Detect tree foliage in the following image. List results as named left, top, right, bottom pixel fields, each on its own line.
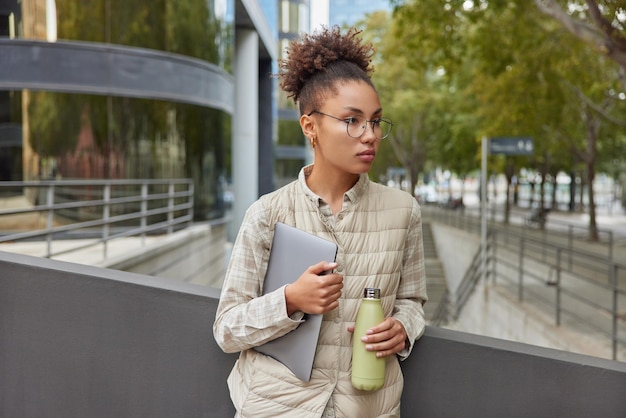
left=534, top=0, right=626, bottom=74
left=381, top=0, right=626, bottom=236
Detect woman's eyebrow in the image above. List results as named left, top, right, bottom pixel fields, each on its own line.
left=342, top=106, right=383, bottom=115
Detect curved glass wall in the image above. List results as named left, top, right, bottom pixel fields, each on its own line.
left=0, top=0, right=235, bottom=220
left=24, top=92, right=231, bottom=219
left=16, top=0, right=233, bottom=71
left=276, top=0, right=309, bottom=186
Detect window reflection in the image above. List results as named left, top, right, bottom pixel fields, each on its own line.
left=2, top=0, right=236, bottom=220
left=13, top=0, right=234, bottom=72
left=22, top=92, right=230, bottom=220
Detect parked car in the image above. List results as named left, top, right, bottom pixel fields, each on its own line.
left=414, top=185, right=439, bottom=204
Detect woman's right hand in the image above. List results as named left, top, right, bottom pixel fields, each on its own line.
left=284, top=261, right=343, bottom=316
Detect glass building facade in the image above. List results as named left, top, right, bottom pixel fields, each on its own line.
left=275, top=0, right=309, bottom=187
left=0, top=0, right=275, bottom=222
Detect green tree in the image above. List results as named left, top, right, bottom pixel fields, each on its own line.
left=534, top=0, right=626, bottom=74
left=536, top=0, right=626, bottom=231
left=360, top=10, right=462, bottom=196
left=389, top=0, right=625, bottom=236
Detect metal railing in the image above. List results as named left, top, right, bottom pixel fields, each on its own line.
left=424, top=204, right=626, bottom=361
left=0, top=179, right=194, bottom=260
left=451, top=240, right=493, bottom=320
left=428, top=290, right=450, bottom=327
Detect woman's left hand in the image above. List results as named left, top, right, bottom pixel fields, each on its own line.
left=347, top=317, right=408, bottom=358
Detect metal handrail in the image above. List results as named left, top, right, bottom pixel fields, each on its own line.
left=423, top=204, right=625, bottom=361
left=492, top=231, right=626, bottom=357
left=429, top=293, right=450, bottom=327
left=452, top=238, right=494, bottom=320
left=0, top=179, right=194, bottom=260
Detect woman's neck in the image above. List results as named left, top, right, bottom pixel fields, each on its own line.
left=306, top=166, right=359, bottom=215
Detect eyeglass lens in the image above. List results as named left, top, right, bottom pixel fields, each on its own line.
left=347, top=116, right=392, bottom=140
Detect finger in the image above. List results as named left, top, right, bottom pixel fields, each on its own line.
left=374, top=341, right=407, bottom=358
left=309, top=261, right=337, bottom=275
left=361, top=329, right=394, bottom=344
left=363, top=320, right=406, bottom=344
left=366, top=334, right=406, bottom=355
left=364, top=318, right=394, bottom=336
left=318, top=286, right=342, bottom=304
left=321, top=274, right=344, bottom=288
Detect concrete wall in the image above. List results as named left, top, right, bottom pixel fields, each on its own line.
left=403, top=326, right=626, bottom=417
left=1, top=251, right=625, bottom=417
left=0, top=251, right=236, bottom=418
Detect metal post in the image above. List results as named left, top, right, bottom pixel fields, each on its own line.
left=491, top=231, right=497, bottom=284
left=611, top=263, right=618, bottom=361
left=542, top=227, right=547, bottom=263
left=568, top=225, right=573, bottom=270
left=556, top=249, right=561, bottom=326
left=141, top=183, right=147, bottom=246
left=103, top=184, right=110, bottom=259
left=188, top=182, right=194, bottom=225
left=608, top=231, right=614, bottom=283
left=168, top=182, right=174, bottom=235
left=46, top=184, right=55, bottom=257
left=481, top=137, right=488, bottom=283
left=518, top=239, right=525, bottom=302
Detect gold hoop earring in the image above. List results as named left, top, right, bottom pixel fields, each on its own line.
left=310, top=137, right=316, bottom=148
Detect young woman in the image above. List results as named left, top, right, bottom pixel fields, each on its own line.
left=213, top=26, right=427, bottom=418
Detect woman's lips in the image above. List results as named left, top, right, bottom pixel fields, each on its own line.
left=357, top=150, right=375, bottom=162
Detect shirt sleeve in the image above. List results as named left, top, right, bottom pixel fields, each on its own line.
left=213, top=201, right=305, bottom=353
left=393, top=199, right=428, bottom=360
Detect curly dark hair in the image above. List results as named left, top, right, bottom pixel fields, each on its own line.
left=277, top=26, right=376, bottom=115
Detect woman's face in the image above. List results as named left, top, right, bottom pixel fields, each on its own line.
left=302, top=80, right=384, bottom=176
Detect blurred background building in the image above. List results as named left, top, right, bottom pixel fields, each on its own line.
left=0, top=0, right=396, bottom=233
left=0, top=0, right=276, bottom=237
left=273, top=0, right=311, bottom=188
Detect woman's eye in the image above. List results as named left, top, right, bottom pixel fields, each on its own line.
left=346, top=117, right=362, bottom=125
left=372, top=119, right=382, bottom=126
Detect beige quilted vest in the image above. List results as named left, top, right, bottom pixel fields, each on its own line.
left=229, top=174, right=425, bottom=418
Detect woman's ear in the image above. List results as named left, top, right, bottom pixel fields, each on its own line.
left=300, top=113, right=316, bottom=140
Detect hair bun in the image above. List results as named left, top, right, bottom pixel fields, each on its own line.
left=277, top=26, right=375, bottom=105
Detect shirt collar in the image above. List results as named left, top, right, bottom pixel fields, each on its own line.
left=298, top=164, right=369, bottom=208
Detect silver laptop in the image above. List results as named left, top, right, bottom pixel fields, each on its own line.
left=254, top=222, right=338, bottom=381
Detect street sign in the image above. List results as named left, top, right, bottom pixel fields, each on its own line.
left=480, top=135, right=533, bottom=283
left=489, top=137, right=534, bottom=156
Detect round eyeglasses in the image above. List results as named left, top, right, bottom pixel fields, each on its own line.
left=307, top=110, right=393, bottom=140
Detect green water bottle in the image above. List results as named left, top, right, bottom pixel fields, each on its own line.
left=351, top=287, right=385, bottom=391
